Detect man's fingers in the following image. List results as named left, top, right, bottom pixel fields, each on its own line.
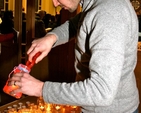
left=10, top=88, right=22, bottom=96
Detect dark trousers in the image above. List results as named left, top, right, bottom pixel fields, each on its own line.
left=133, top=108, right=138, bottom=113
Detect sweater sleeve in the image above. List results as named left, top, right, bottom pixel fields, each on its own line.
left=47, top=13, right=82, bottom=47
left=47, top=21, right=70, bottom=47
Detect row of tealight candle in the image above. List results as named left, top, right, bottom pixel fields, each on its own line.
left=3, top=97, right=81, bottom=113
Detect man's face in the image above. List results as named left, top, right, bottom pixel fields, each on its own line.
left=52, top=0, right=80, bottom=12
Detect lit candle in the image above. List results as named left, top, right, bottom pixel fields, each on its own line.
left=61, top=108, right=65, bottom=113
left=39, top=105, right=44, bottom=111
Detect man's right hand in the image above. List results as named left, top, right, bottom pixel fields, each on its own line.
left=27, top=34, right=57, bottom=63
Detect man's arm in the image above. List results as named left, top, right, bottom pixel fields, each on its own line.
left=47, top=13, right=82, bottom=47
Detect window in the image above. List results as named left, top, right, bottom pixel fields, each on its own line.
left=35, top=0, right=42, bottom=12
left=0, top=0, right=4, bottom=10
left=38, top=0, right=41, bottom=10
left=4, top=0, right=9, bottom=10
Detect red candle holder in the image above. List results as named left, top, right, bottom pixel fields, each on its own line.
left=3, top=64, right=31, bottom=99
left=3, top=52, right=41, bottom=99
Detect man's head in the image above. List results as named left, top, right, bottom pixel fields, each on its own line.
left=52, top=0, right=81, bottom=12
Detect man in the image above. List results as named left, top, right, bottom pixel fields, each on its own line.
left=9, top=0, right=139, bottom=112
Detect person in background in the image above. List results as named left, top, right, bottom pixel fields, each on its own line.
left=0, top=33, right=16, bottom=42
left=43, top=13, right=51, bottom=28
left=0, top=10, right=17, bottom=43
left=55, top=13, right=61, bottom=27
left=9, top=0, right=139, bottom=113
left=48, top=15, right=57, bottom=29
left=35, top=10, right=46, bottom=38
left=0, top=10, right=14, bottom=34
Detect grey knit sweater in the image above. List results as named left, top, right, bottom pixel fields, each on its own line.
left=43, top=0, right=139, bottom=112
